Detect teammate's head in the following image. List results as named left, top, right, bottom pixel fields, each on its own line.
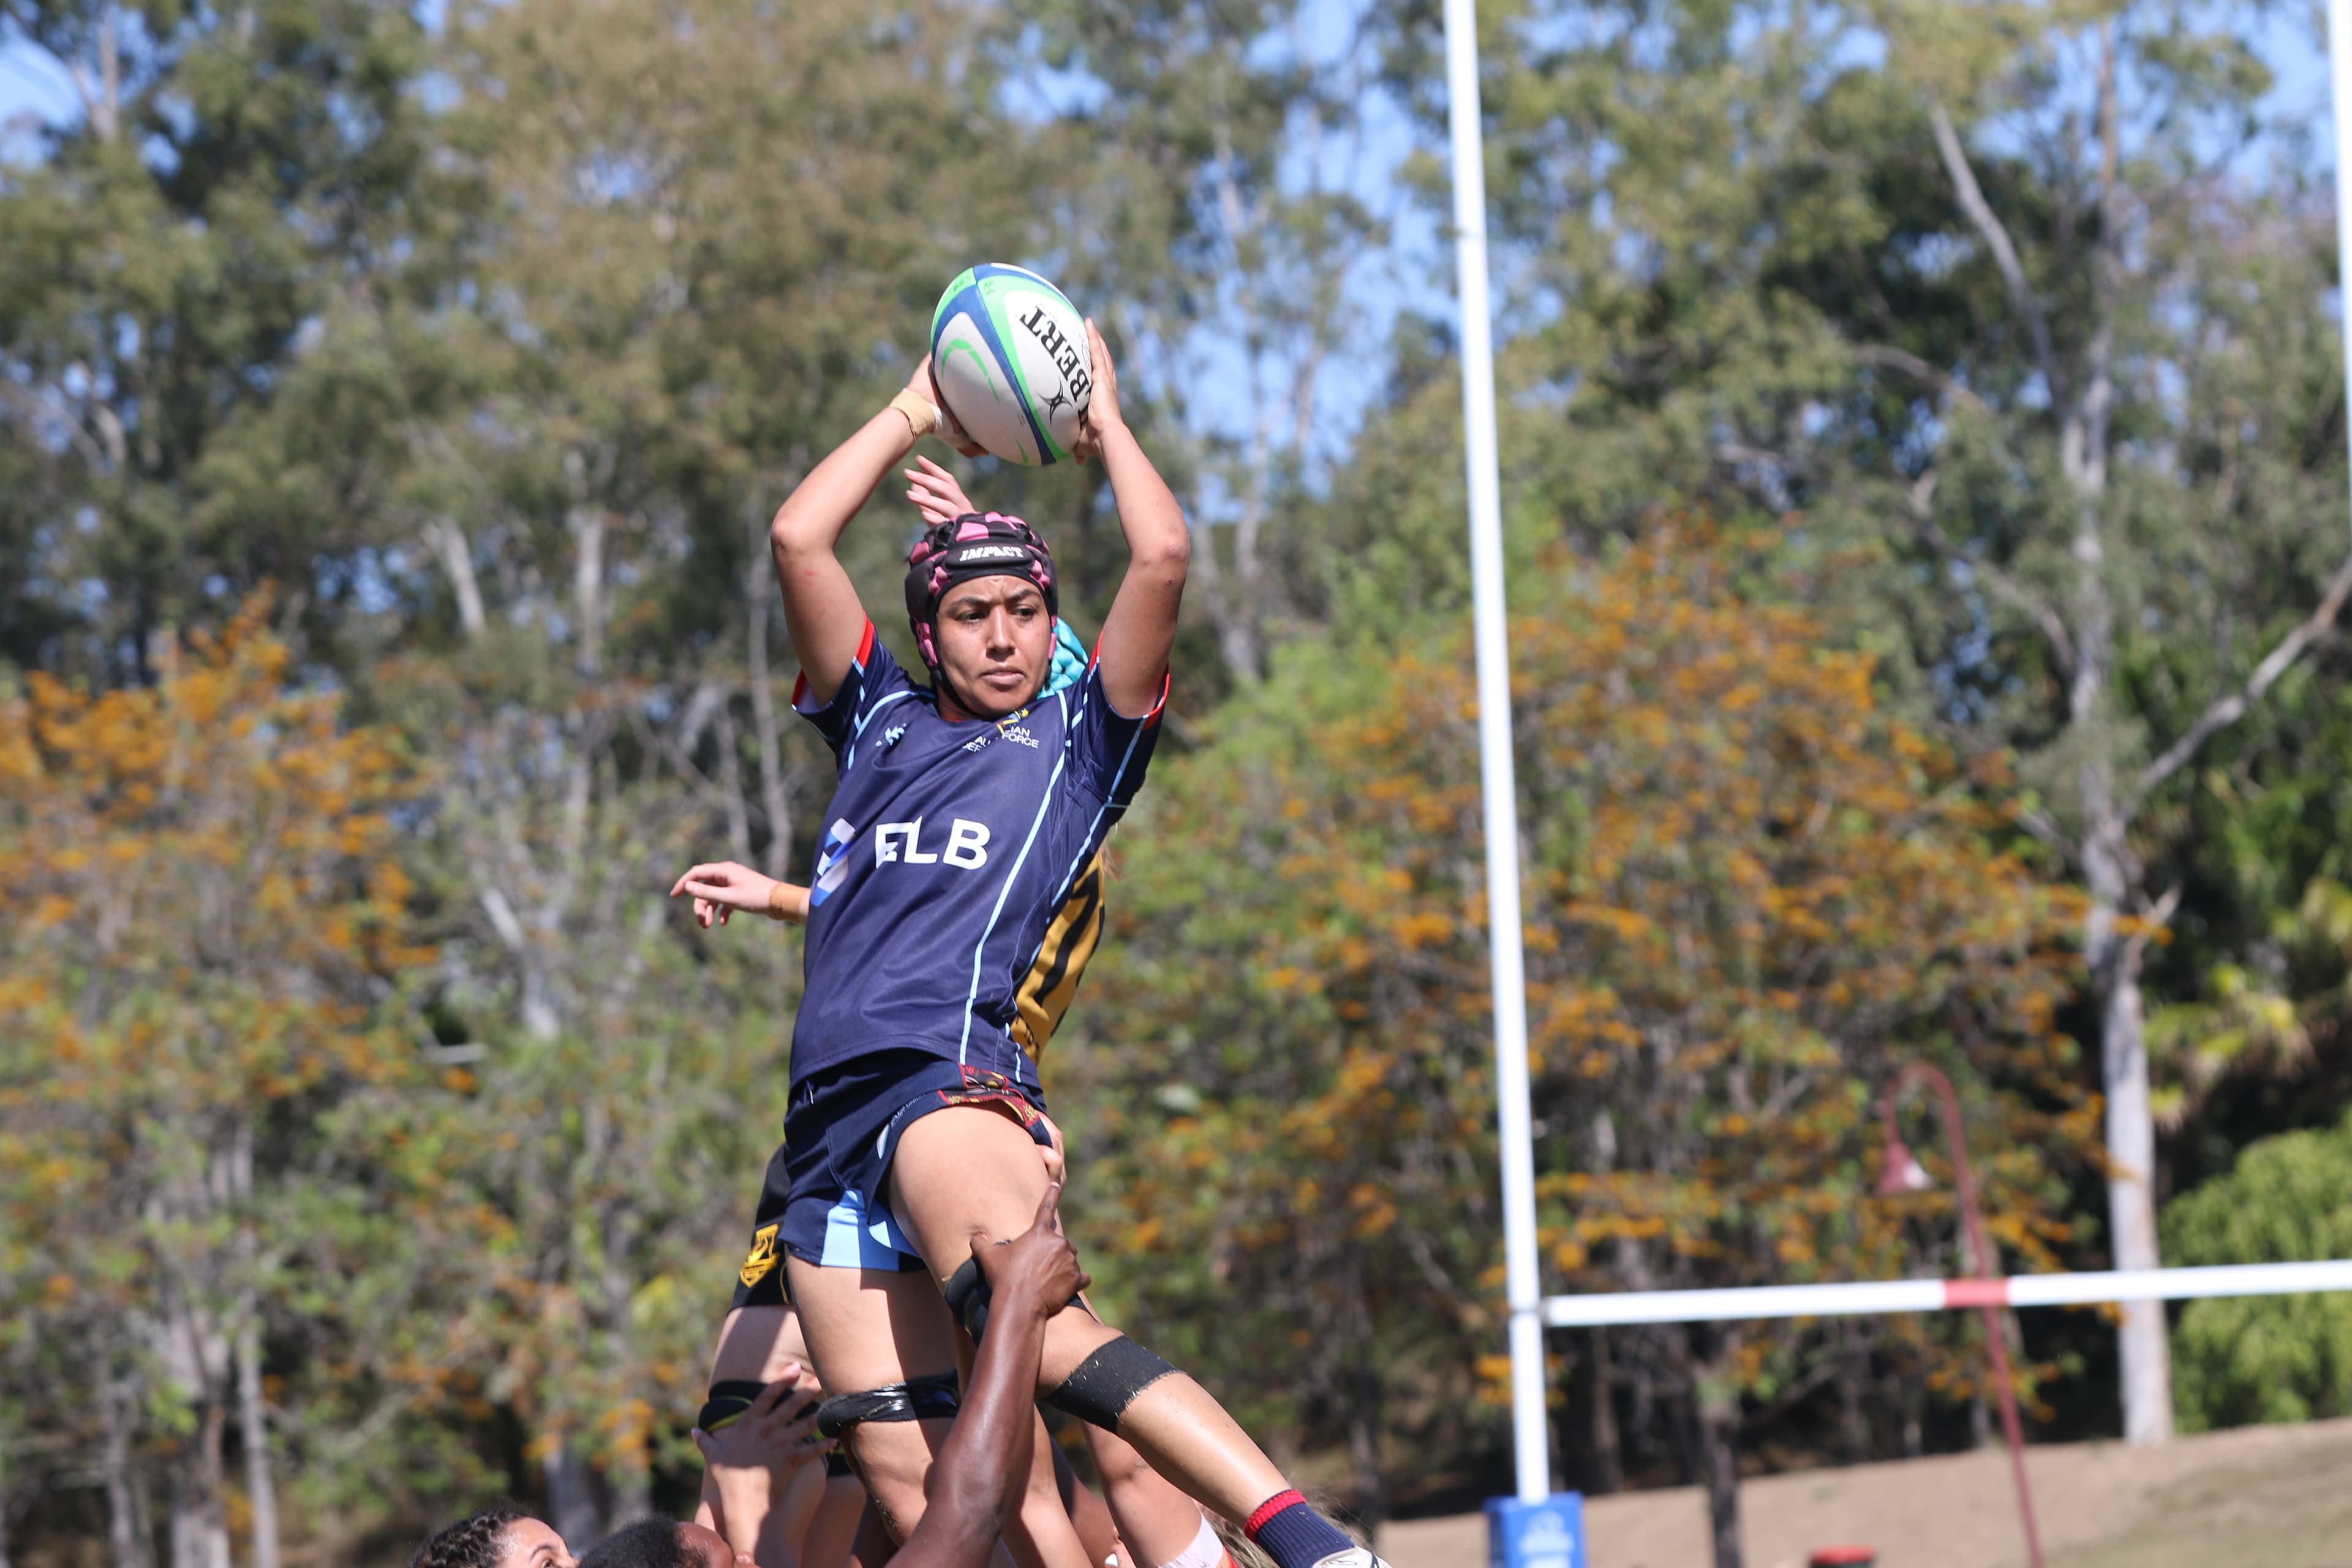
left=576, top=1520, right=733, bottom=1568
left=411, top=1504, right=575, bottom=1568
left=904, top=513, right=1060, bottom=720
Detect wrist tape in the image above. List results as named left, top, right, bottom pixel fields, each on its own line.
left=888, top=388, right=940, bottom=439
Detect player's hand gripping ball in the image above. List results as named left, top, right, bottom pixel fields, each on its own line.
left=929, top=264, right=1091, bottom=466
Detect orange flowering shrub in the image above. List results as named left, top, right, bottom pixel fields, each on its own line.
left=1067, top=521, right=2092, bottom=1477
left=0, top=597, right=442, bottom=1540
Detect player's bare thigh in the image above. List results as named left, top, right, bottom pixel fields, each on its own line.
left=707, top=1303, right=812, bottom=1385
left=782, top=1257, right=960, bottom=1541
left=886, top=1106, right=1123, bottom=1383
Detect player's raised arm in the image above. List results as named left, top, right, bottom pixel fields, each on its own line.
left=771, top=356, right=974, bottom=704
left=1077, top=322, right=1188, bottom=717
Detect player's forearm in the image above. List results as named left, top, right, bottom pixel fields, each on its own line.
left=770, top=407, right=921, bottom=562
left=1097, top=422, right=1189, bottom=578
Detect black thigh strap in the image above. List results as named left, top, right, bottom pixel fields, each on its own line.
left=698, top=1379, right=770, bottom=1433
left=944, top=1256, right=992, bottom=1343
left=816, top=1371, right=962, bottom=1438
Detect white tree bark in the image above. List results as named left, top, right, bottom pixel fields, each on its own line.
left=1931, top=38, right=2178, bottom=1438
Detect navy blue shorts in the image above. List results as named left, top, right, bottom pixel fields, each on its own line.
left=727, top=1143, right=794, bottom=1311
left=780, top=1049, right=1054, bottom=1273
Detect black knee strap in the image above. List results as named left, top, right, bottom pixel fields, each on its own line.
left=944, top=1256, right=993, bottom=1343
left=698, top=1379, right=769, bottom=1433
left=815, top=1371, right=962, bottom=1439
left=1041, top=1336, right=1177, bottom=1435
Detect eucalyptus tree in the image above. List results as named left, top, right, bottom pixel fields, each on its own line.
left=1012, top=0, right=1393, bottom=684
left=316, top=0, right=1055, bottom=1536
left=0, top=0, right=431, bottom=678
left=1392, top=0, right=2352, bottom=1455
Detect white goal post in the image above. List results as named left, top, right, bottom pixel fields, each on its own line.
left=1539, top=1260, right=2352, bottom=1329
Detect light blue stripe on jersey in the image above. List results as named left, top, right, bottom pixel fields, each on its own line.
left=843, top=688, right=921, bottom=774
left=1044, top=682, right=1153, bottom=911
left=957, top=685, right=1073, bottom=1076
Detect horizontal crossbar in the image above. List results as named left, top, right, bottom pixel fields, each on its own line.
left=1537, top=1259, right=2352, bottom=1328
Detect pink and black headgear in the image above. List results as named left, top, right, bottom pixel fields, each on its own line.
left=903, top=511, right=1060, bottom=684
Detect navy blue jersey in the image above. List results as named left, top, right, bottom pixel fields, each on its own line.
left=788, top=622, right=1162, bottom=1087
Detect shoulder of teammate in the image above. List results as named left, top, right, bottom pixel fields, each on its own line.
left=793, top=620, right=918, bottom=757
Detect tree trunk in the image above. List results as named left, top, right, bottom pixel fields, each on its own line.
left=1838, top=1332, right=1870, bottom=1462
left=1693, top=1349, right=1743, bottom=1568
left=101, top=1362, right=148, bottom=1568
left=234, top=1321, right=279, bottom=1568
left=167, top=1406, right=230, bottom=1568
left=1345, top=1351, right=1385, bottom=1535
left=744, top=511, right=792, bottom=880
left=2087, top=861, right=2172, bottom=1443
left=1589, top=1329, right=1625, bottom=1493
left=544, top=1441, right=601, bottom=1551
left=607, top=1461, right=652, bottom=1529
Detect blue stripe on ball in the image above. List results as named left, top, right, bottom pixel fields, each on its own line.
left=938, top=273, right=1061, bottom=467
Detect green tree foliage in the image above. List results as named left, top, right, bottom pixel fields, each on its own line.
left=1066, top=522, right=2092, bottom=1533
left=8, top=0, right=2352, bottom=1557
left=279, top=0, right=1072, bottom=1537
left=1369, top=0, right=2352, bottom=1445
left=0, top=0, right=432, bottom=676
left=0, top=600, right=437, bottom=1568
left=2165, top=1116, right=2352, bottom=1429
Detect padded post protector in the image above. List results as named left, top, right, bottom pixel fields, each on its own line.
left=1041, top=1336, right=1178, bottom=1435
left=815, top=1371, right=962, bottom=1439
left=943, top=1256, right=992, bottom=1343
left=697, top=1379, right=769, bottom=1433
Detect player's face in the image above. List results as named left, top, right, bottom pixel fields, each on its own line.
left=935, top=578, right=1052, bottom=719
left=494, top=1518, right=575, bottom=1568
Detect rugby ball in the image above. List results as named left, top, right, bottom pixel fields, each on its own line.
left=929, top=264, right=1091, bottom=466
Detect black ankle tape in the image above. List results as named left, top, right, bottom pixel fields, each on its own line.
left=1041, top=1337, right=1177, bottom=1434
left=815, top=1371, right=962, bottom=1439
left=944, top=1256, right=993, bottom=1343
left=698, top=1379, right=769, bottom=1433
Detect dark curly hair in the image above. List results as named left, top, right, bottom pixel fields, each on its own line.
left=410, top=1502, right=530, bottom=1568
left=577, top=1520, right=692, bottom=1568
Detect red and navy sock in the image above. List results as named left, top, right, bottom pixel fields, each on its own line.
left=1243, top=1490, right=1357, bottom=1568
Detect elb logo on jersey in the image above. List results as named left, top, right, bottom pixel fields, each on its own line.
left=875, top=817, right=990, bottom=870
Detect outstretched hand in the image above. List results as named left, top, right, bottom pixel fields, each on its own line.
left=669, top=861, right=804, bottom=927
left=691, top=1369, right=831, bottom=1555
left=970, top=1181, right=1088, bottom=1322
left=905, top=454, right=979, bottom=527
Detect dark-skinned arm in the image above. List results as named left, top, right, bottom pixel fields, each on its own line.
left=889, top=1183, right=1089, bottom=1568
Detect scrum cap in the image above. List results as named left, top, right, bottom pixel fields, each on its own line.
left=903, top=512, right=1060, bottom=680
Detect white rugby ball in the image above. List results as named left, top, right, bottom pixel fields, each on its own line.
left=929, top=263, right=1091, bottom=466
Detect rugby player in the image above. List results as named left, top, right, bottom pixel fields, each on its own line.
left=673, top=321, right=1381, bottom=1568
left=409, top=1506, right=576, bottom=1568
left=678, top=594, right=1224, bottom=1567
